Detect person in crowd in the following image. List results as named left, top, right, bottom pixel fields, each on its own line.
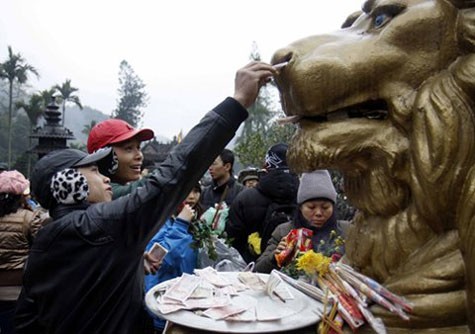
left=226, top=143, right=299, bottom=263
left=86, top=118, right=155, bottom=199
left=14, top=61, right=276, bottom=334
left=237, top=167, right=259, bottom=188
left=144, top=184, right=203, bottom=332
left=255, top=170, right=346, bottom=273
left=200, top=149, right=244, bottom=211
left=0, top=171, right=44, bottom=333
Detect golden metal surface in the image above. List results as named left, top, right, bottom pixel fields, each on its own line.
left=272, top=0, right=475, bottom=332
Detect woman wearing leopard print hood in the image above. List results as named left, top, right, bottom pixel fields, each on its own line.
left=14, top=61, right=277, bottom=334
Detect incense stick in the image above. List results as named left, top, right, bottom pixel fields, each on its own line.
left=273, top=61, right=289, bottom=70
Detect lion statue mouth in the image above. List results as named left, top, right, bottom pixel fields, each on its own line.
left=271, top=0, right=475, bottom=332
left=282, top=99, right=389, bottom=123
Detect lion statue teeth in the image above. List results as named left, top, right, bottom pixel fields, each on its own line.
left=272, top=0, right=475, bottom=333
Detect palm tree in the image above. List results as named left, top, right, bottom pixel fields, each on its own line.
left=54, top=79, right=82, bottom=126
left=82, top=120, right=97, bottom=136
left=0, top=46, right=39, bottom=167
left=39, top=88, right=58, bottom=107
left=15, top=93, right=44, bottom=176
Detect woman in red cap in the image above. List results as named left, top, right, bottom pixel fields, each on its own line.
left=87, top=118, right=155, bottom=199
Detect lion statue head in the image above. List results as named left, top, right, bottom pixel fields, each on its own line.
left=272, top=0, right=475, bottom=332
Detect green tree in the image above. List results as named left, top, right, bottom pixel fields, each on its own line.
left=39, top=88, right=58, bottom=107
left=15, top=93, right=44, bottom=176
left=16, top=94, right=44, bottom=127
left=54, top=79, right=83, bottom=126
left=235, top=42, right=290, bottom=166
left=237, top=42, right=276, bottom=141
left=112, top=60, right=148, bottom=127
left=0, top=46, right=39, bottom=167
left=235, top=123, right=296, bottom=167
left=69, top=141, right=87, bottom=152
left=82, top=120, right=97, bottom=136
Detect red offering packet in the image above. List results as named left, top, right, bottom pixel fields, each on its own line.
left=275, top=228, right=313, bottom=267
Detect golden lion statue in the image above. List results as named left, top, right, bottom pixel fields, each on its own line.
left=272, top=0, right=475, bottom=332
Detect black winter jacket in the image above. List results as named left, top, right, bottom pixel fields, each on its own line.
left=15, top=98, right=248, bottom=334
left=200, top=176, right=244, bottom=211
left=226, top=169, right=299, bottom=263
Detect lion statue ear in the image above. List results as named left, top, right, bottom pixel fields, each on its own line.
left=341, top=11, right=363, bottom=28
left=447, top=0, right=475, bottom=8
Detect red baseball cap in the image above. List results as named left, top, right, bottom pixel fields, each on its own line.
left=87, top=119, right=154, bottom=153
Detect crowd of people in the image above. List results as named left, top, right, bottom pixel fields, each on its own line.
left=0, top=61, right=349, bottom=334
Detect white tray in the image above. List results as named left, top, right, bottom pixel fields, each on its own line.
left=145, top=272, right=323, bottom=333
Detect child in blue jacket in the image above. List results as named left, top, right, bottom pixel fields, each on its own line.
left=144, top=184, right=203, bottom=332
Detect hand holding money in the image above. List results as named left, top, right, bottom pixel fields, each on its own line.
left=144, top=242, right=168, bottom=275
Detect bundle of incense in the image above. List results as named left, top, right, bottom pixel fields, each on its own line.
left=318, top=276, right=365, bottom=330
left=328, top=270, right=367, bottom=307
left=276, top=115, right=302, bottom=125
left=337, top=269, right=409, bottom=321
left=273, top=270, right=324, bottom=301
left=337, top=299, right=365, bottom=330
left=320, top=298, right=342, bottom=334
left=357, top=303, right=387, bottom=334
left=336, top=264, right=413, bottom=312
left=273, top=61, right=289, bottom=70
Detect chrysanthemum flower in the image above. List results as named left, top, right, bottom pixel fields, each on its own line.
left=296, top=250, right=332, bottom=277
left=247, top=232, right=261, bottom=255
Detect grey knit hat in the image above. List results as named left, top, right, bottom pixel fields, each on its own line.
left=297, top=170, right=337, bottom=204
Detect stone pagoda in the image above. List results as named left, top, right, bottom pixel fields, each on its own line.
left=30, top=97, right=75, bottom=158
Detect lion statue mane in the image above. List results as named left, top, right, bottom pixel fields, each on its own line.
left=272, top=0, right=475, bottom=332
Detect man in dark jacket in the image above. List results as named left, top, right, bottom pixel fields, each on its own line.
left=226, top=143, right=300, bottom=263
left=200, top=148, right=244, bottom=211
left=14, top=61, right=276, bottom=334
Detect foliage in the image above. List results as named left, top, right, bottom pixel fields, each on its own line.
left=330, top=170, right=356, bottom=221
left=82, top=120, right=97, bottom=136
left=69, top=141, right=87, bottom=152
left=54, top=79, right=82, bottom=126
left=235, top=43, right=279, bottom=143
left=235, top=122, right=296, bottom=167
left=15, top=93, right=45, bottom=176
left=189, top=220, right=233, bottom=261
left=0, top=46, right=39, bottom=167
left=15, top=93, right=44, bottom=127
left=112, top=60, right=148, bottom=127
left=38, top=88, right=57, bottom=107
left=0, top=113, right=35, bottom=175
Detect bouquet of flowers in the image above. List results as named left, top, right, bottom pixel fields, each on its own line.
left=279, top=228, right=344, bottom=281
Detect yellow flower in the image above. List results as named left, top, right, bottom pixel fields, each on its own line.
left=335, top=236, right=345, bottom=246
left=248, top=232, right=261, bottom=255
left=296, top=250, right=331, bottom=277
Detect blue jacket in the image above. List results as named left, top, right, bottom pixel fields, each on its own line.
left=144, top=217, right=197, bottom=329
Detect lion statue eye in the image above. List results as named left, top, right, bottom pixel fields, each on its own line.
left=374, top=13, right=390, bottom=28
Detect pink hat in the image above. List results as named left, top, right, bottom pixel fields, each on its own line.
left=87, top=119, right=154, bottom=153
left=0, top=170, right=30, bottom=195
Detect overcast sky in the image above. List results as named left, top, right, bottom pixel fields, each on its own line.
left=0, top=0, right=362, bottom=140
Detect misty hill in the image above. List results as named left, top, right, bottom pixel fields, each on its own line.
left=63, top=106, right=170, bottom=145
